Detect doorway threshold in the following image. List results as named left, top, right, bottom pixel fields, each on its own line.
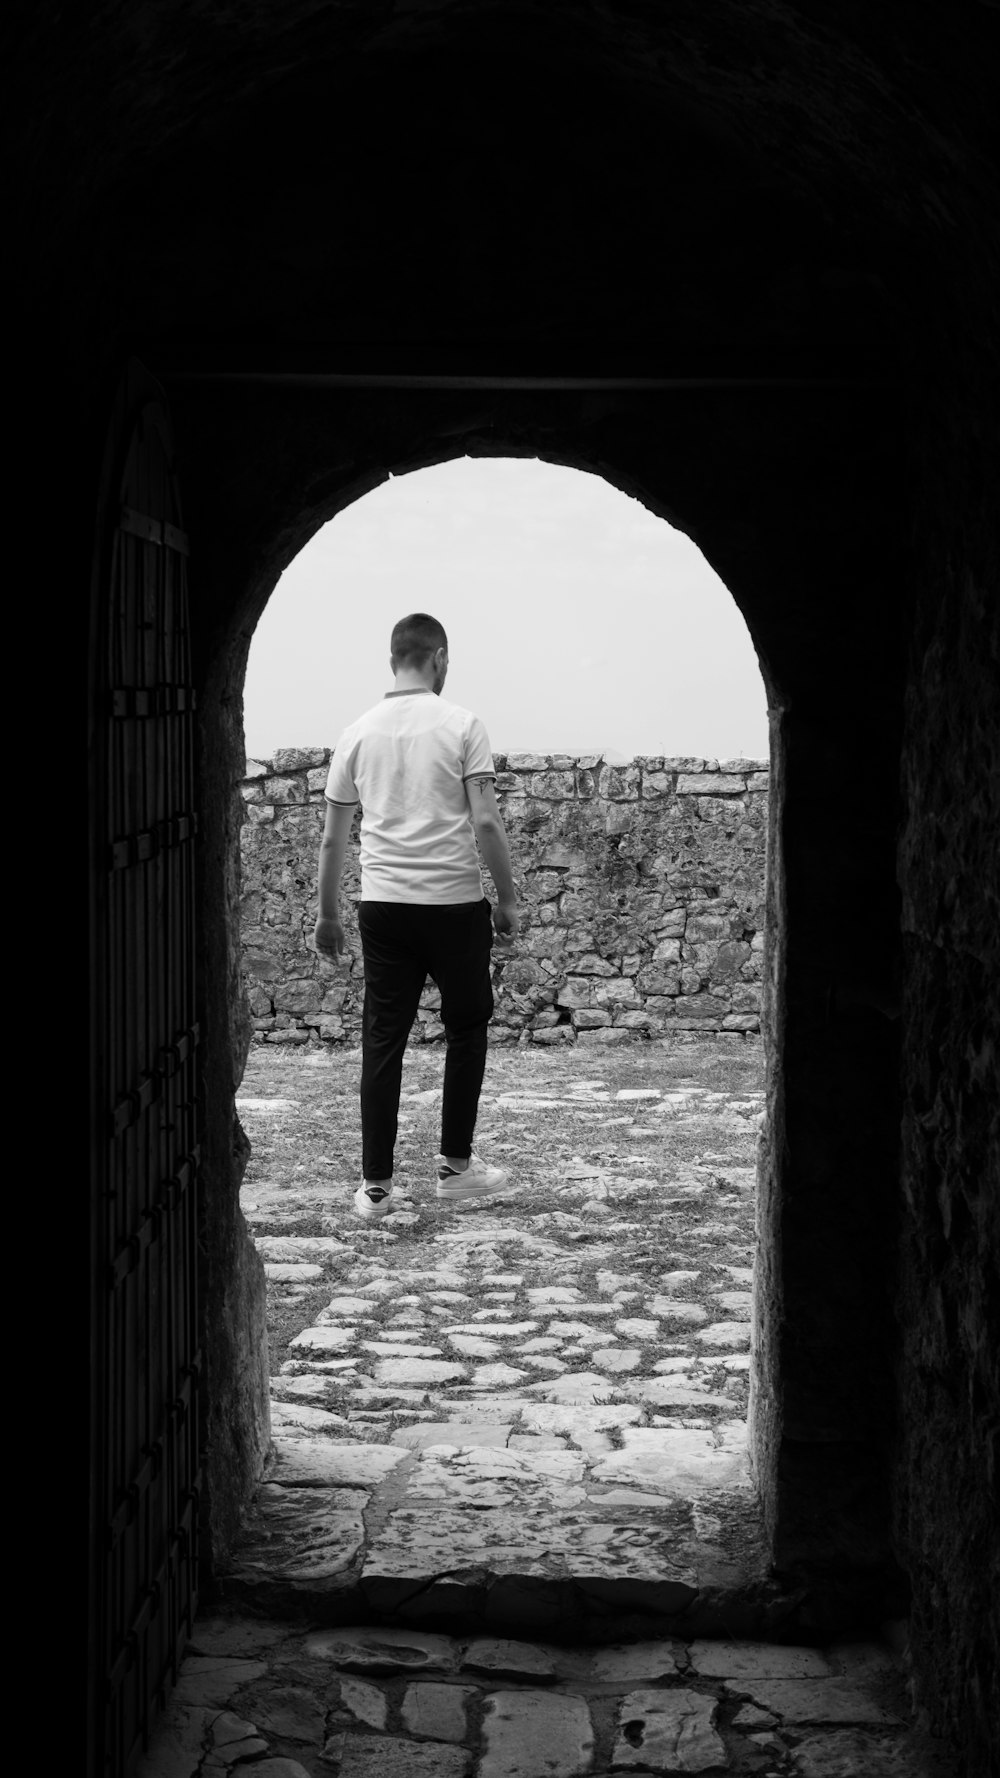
left=216, top=1413, right=786, bottom=1641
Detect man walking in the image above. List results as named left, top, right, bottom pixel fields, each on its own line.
left=313, top=613, right=520, bottom=1219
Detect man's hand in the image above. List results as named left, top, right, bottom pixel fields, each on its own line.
left=492, top=900, right=520, bottom=941
left=314, top=915, right=346, bottom=960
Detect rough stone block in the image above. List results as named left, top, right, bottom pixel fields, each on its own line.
left=676, top=773, right=746, bottom=795
left=737, top=1680, right=901, bottom=1725
left=568, top=951, right=618, bottom=975
left=612, top=1689, right=726, bottom=1770
left=304, top=1628, right=459, bottom=1673
left=672, top=997, right=727, bottom=1025
left=537, top=842, right=587, bottom=869
left=526, top=770, right=576, bottom=798
left=592, top=979, right=642, bottom=1010
left=686, top=912, right=730, bottom=939
left=493, top=771, right=525, bottom=795
left=271, top=746, right=329, bottom=770
left=714, top=939, right=751, bottom=978
left=267, top=1436, right=407, bottom=1488
left=462, top=1638, right=559, bottom=1682
left=229, top=1484, right=368, bottom=1583
left=170, top=1656, right=269, bottom=1708
left=604, top=803, right=634, bottom=835
left=649, top=1299, right=708, bottom=1323
left=479, top=1689, right=594, bottom=1778
left=401, top=1682, right=476, bottom=1742
left=689, top=1641, right=834, bottom=1678
left=374, top=1358, right=467, bottom=1385
left=264, top=1263, right=323, bottom=1283
left=589, top=1423, right=748, bottom=1494
left=244, top=949, right=284, bottom=981
left=263, top=774, right=308, bottom=803
left=695, top=1321, right=752, bottom=1347
left=273, top=978, right=322, bottom=1015
left=288, top=1325, right=356, bottom=1356
left=591, top=1346, right=643, bottom=1371
left=604, top=764, right=641, bottom=799
left=324, top=1733, right=471, bottom=1775
left=333, top=1676, right=390, bottom=1729
left=506, top=752, right=550, bottom=771
left=588, top=1641, right=685, bottom=1683
left=636, top=963, right=681, bottom=995
left=633, top=1377, right=733, bottom=1409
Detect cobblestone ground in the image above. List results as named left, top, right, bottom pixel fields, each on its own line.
left=140, top=1040, right=957, bottom=1774
left=141, top=1621, right=957, bottom=1775
left=232, top=1039, right=764, bottom=1619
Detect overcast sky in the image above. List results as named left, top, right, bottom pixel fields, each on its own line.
left=243, top=456, right=769, bottom=764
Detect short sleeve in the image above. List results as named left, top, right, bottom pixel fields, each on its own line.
left=324, top=737, right=359, bottom=804
left=461, top=714, right=496, bottom=781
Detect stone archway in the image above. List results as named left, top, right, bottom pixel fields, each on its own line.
left=171, top=377, right=906, bottom=1627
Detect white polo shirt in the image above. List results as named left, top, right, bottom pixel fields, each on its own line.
left=324, top=690, right=496, bottom=903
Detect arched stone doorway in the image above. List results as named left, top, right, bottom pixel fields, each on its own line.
left=173, top=375, right=905, bottom=1612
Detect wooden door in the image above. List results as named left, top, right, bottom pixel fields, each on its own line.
left=89, top=365, right=201, bottom=1774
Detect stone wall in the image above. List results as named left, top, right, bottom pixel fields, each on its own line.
left=239, top=748, right=768, bottom=1047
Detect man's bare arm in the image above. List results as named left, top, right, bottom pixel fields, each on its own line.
left=313, top=800, right=357, bottom=958
left=465, top=776, right=520, bottom=936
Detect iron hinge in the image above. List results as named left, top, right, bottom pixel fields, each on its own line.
left=120, top=506, right=190, bottom=556
left=110, top=684, right=196, bottom=719
left=109, top=812, right=198, bottom=872
left=108, top=1153, right=200, bottom=1286
left=110, top=1025, right=199, bottom=1137
left=157, top=1022, right=200, bottom=1078
left=111, top=1071, right=160, bottom=1138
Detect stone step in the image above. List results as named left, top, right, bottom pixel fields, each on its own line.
left=220, top=1431, right=800, bottom=1644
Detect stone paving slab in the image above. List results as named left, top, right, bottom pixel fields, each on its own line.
left=138, top=1619, right=959, bottom=1777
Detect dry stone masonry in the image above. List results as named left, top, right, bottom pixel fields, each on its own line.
left=239, top=751, right=768, bottom=1049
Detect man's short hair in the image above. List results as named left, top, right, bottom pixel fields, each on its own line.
left=390, top=613, right=448, bottom=666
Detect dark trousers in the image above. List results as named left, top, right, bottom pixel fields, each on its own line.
left=358, top=899, right=494, bottom=1180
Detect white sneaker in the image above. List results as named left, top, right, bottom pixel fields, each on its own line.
left=435, top=1152, right=510, bottom=1200
left=353, top=1182, right=395, bottom=1221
